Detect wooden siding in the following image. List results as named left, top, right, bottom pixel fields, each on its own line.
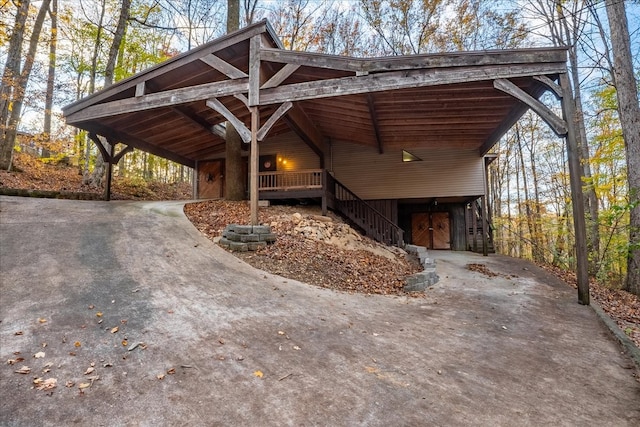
left=260, top=131, right=320, bottom=171
left=331, top=141, right=484, bottom=200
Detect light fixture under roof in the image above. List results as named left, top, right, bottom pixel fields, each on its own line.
left=402, top=150, right=422, bottom=162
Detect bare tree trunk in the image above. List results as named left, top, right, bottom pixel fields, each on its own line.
left=225, top=0, right=245, bottom=200
left=0, top=0, right=30, bottom=170
left=605, top=0, right=640, bottom=295
left=43, top=0, right=58, bottom=159
left=87, top=0, right=131, bottom=188
left=2, top=0, right=52, bottom=171
left=516, top=124, right=535, bottom=260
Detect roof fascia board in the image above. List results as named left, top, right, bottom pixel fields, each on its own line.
left=63, top=20, right=273, bottom=116
left=65, top=78, right=249, bottom=124
left=260, top=47, right=567, bottom=74
left=259, top=63, right=566, bottom=105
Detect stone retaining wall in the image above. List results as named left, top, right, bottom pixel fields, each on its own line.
left=218, top=224, right=277, bottom=252
left=403, top=244, right=439, bottom=292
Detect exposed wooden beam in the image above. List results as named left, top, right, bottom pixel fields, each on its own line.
left=366, top=94, right=384, bottom=154
left=257, top=101, right=292, bottom=141
left=206, top=98, right=251, bottom=143
left=260, top=63, right=566, bottom=105
left=84, top=123, right=195, bottom=168
left=199, top=54, right=248, bottom=79
left=66, top=78, right=249, bottom=124
left=493, top=78, right=567, bottom=136
left=260, top=47, right=568, bottom=73
left=113, top=145, right=134, bottom=164
left=170, top=105, right=219, bottom=137
left=282, top=104, right=326, bottom=161
left=234, top=94, right=249, bottom=108
left=261, top=64, right=300, bottom=89
left=533, top=75, right=563, bottom=99
left=249, top=35, right=261, bottom=107
left=62, top=20, right=270, bottom=116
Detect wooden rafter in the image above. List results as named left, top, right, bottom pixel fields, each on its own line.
left=366, top=94, right=384, bottom=154
left=170, top=105, right=219, bottom=137
left=493, top=78, right=567, bottom=136
left=282, top=104, right=327, bottom=161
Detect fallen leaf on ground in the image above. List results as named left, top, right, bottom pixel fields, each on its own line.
left=74, top=341, right=81, bottom=347
left=88, top=305, right=94, bottom=309
left=84, top=367, right=95, bottom=375
left=15, top=366, right=30, bottom=374
left=253, top=370, right=264, bottom=378
left=110, top=326, right=119, bottom=334
left=96, top=312, right=103, bottom=317
left=78, top=382, right=91, bottom=390
left=122, top=340, right=128, bottom=346
left=65, top=380, right=75, bottom=388
left=38, top=318, right=47, bottom=324
left=34, top=351, right=45, bottom=359
left=166, top=368, right=176, bottom=375
left=35, top=378, right=57, bottom=391
left=14, top=331, right=23, bottom=336
left=157, top=373, right=165, bottom=380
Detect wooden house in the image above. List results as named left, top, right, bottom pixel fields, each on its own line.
left=62, top=20, right=582, bottom=259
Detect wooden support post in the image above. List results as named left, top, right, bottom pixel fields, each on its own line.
left=481, top=195, right=488, bottom=256
left=472, top=202, right=478, bottom=252
left=560, top=72, right=590, bottom=305
left=193, top=160, right=199, bottom=199
left=105, top=142, right=115, bottom=201
left=250, top=106, right=259, bottom=225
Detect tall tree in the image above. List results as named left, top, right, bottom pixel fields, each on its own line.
left=605, top=0, right=640, bottom=295
left=43, top=0, right=58, bottom=158
left=224, top=0, right=245, bottom=201
left=0, top=0, right=52, bottom=170
left=0, top=0, right=31, bottom=170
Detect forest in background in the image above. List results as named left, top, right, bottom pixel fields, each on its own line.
left=1, top=0, right=639, bottom=294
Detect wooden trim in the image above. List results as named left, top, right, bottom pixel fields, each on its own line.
left=66, top=78, right=249, bottom=124
left=493, top=78, right=567, bottom=136
left=257, top=101, right=292, bottom=141
left=259, top=63, right=566, bottom=105
left=199, top=54, right=248, bottom=78
left=205, top=98, right=251, bottom=143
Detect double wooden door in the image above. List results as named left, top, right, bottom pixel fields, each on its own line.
left=411, top=212, right=451, bottom=249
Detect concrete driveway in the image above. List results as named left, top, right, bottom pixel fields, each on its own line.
left=1, top=196, right=639, bottom=426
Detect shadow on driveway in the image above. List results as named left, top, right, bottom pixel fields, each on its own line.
left=1, top=196, right=639, bottom=426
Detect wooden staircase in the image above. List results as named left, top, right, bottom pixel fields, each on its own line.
left=466, top=199, right=495, bottom=254
left=325, top=173, right=404, bottom=248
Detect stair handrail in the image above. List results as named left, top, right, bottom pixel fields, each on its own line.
left=325, top=171, right=404, bottom=247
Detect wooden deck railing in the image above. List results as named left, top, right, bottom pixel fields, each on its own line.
left=258, top=169, right=323, bottom=191
left=326, top=173, right=404, bottom=248
left=257, top=169, right=404, bottom=247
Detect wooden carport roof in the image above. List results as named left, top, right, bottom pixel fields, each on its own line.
left=62, top=22, right=590, bottom=304
left=63, top=20, right=569, bottom=170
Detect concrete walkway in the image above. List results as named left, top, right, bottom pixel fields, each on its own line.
left=1, top=196, right=639, bottom=426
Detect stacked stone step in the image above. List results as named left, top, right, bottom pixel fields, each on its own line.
left=403, top=244, right=439, bottom=292
left=218, top=224, right=277, bottom=252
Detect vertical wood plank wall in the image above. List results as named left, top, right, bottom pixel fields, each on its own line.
left=261, top=132, right=320, bottom=171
